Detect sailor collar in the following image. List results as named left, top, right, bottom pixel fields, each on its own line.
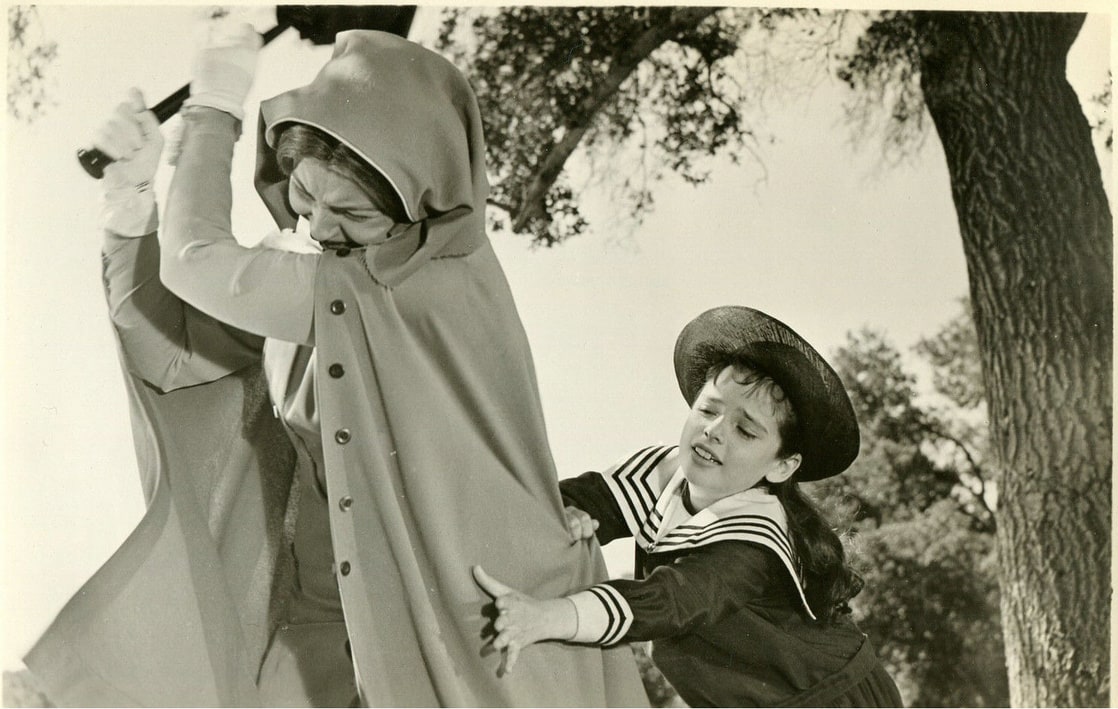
left=599, top=445, right=815, bottom=619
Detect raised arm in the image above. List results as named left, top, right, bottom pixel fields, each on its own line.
left=104, top=230, right=264, bottom=392
left=94, top=90, right=263, bottom=392
left=159, top=23, right=316, bottom=345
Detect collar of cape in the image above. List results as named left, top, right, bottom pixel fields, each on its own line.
left=598, top=444, right=815, bottom=620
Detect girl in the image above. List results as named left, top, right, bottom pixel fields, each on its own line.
left=475, top=305, right=903, bottom=707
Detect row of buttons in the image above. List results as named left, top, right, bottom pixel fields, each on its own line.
left=331, top=292, right=353, bottom=580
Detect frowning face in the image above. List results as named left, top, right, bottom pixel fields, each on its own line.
left=288, top=158, right=396, bottom=250
left=678, top=366, right=801, bottom=510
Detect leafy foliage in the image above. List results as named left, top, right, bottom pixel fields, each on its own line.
left=835, top=11, right=929, bottom=158
left=913, top=298, right=985, bottom=409
left=812, top=300, right=1006, bottom=707
left=437, top=6, right=838, bottom=246
left=7, top=5, right=58, bottom=123
left=1087, top=72, right=1112, bottom=152
left=852, top=505, right=1007, bottom=707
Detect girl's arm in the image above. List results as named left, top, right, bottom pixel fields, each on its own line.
left=160, top=107, right=317, bottom=346
left=582, top=542, right=781, bottom=643
left=559, top=444, right=680, bottom=544
left=473, top=542, right=782, bottom=669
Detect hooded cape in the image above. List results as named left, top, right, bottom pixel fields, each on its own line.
left=26, top=30, right=646, bottom=708
left=24, top=234, right=296, bottom=707
left=251, top=31, right=647, bottom=705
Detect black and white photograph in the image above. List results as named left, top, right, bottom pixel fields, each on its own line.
left=3, top=3, right=1111, bottom=707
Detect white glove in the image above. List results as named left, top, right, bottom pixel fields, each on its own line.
left=93, top=88, right=163, bottom=236
left=182, top=20, right=261, bottom=121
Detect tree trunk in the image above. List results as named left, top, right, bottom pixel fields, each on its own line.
left=916, top=12, right=1111, bottom=707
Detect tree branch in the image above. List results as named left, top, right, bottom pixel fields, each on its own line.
left=511, top=6, right=723, bottom=233
left=919, top=419, right=996, bottom=522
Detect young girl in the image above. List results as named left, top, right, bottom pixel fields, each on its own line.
left=474, top=305, right=903, bottom=707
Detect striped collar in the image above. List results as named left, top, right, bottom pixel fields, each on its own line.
left=600, top=445, right=815, bottom=619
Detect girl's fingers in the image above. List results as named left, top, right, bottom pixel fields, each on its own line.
left=473, top=565, right=514, bottom=598
left=565, top=506, right=594, bottom=542
left=505, top=642, right=521, bottom=674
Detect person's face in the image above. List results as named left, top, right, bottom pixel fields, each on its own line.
left=288, top=158, right=395, bottom=250
left=678, top=366, right=801, bottom=507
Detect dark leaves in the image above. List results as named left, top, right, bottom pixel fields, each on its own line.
left=8, top=6, right=58, bottom=123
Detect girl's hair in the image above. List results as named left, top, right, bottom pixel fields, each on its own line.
left=769, top=480, right=864, bottom=624
left=704, top=350, right=864, bottom=624
left=274, top=123, right=409, bottom=224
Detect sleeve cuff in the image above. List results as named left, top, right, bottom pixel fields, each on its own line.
left=180, top=105, right=243, bottom=138
left=568, top=584, right=633, bottom=646
left=100, top=187, right=157, bottom=237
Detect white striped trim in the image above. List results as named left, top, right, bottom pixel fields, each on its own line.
left=595, top=448, right=816, bottom=619
left=644, top=472, right=816, bottom=620
left=586, top=584, right=634, bottom=645
left=599, top=445, right=676, bottom=538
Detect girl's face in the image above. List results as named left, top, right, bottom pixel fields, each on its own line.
left=288, top=158, right=396, bottom=250
left=678, top=366, right=801, bottom=508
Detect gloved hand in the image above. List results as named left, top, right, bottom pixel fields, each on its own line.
left=182, top=20, right=262, bottom=121
left=93, top=88, right=163, bottom=236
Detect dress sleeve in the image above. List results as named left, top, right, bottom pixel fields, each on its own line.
left=568, top=542, right=785, bottom=645
left=559, top=472, right=633, bottom=545
left=103, top=230, right=264, bottom=393
left=160, top=107, right=317, bottom=345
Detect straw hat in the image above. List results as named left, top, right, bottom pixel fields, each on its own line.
left=673, top=306, right=860, bottom=481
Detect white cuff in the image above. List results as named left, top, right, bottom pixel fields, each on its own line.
left=568, top=585, right=633, bottom=646
left=183, top=94, right=245, bottom=122
left=101, top=186, right=157, bottom=237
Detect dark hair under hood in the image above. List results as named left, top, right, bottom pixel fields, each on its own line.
left=253, top=30, right=488, bottom=287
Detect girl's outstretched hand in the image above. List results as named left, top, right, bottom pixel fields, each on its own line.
left=472, top=565, right=577, bottom=675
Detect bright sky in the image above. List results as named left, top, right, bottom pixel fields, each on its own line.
left=2, top=5, right=1110, bottom=670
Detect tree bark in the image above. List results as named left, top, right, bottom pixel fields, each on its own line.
left=916, top=12, right=1111, bottom=706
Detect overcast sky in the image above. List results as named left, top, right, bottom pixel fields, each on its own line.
left=2, top=4, right=1110, bottom=670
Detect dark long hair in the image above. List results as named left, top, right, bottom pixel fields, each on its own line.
left=706, top=352, right=863, bottom=624
left=769, top=480, right=863, bottom=623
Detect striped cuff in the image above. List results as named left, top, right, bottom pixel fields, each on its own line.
left=568, top=584, right=633, bottom=646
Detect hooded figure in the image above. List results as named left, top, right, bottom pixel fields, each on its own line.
left=29, top=29, right=647, bottom=707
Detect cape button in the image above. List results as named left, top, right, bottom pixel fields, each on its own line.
left=339, top=495, right=354, bottom=511
left=335, top=428, right=351, bottom=444
left=328, top=363, right=345, bottom=378
left=339, top=561, right=351, bottom=576
left=330, top=300, right=346, bottom=315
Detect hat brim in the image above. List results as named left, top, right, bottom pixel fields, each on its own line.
left=673, top=306, right=860, bottom=481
